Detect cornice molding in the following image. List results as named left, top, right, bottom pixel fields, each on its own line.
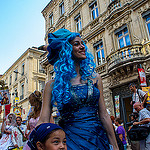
left=68, top=2, right=82, bottom=17
left=55, top=14, right=67, bottom=28
left=132, top=0, right=149, bottom=11
left=105, top=10, right=132, bottom=30
left=84, top=27, right=105, bottom=41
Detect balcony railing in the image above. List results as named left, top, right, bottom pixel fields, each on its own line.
left=90, top=17, right=99, bottom=28
left=106, top=44, right=150, bottom=73
left=95, top=63, right=107, bottom=74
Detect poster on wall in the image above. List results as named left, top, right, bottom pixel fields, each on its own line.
left=15, top=97, right=19, bottom=103
left=13, top=106, right=22, bottom=117
left=0, top=89, right=10, bottom=105
left=138, top=68, right=147, bottom=87
left=142, top=87, right=150, bottom=104
left=115, top=95, right=120, bottom=117
left=5, top=103, right=11, bottom=116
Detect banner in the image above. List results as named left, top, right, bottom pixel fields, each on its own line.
left=13, top=106, right=22, bottom=117
left=138, top=68, right=147, bottom=87
left=142, top=87, right=150, bottom=104
left=15, top=97, right=19, bottom=103
left=115, top=95, right=120, bottom=117
left=0, top=89, right=10, bottom=105
left=5, top=103, right=11, bottom=116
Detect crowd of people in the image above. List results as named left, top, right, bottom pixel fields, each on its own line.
left=0, top=29, right=150, bottom=150
left=0, top=90, right=43, bottom=150
left=129, top=82, right=150, bottom=150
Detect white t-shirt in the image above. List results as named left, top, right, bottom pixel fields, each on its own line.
left=11, top=124, right=27, bottom=147
left=139, top=108, right=150, bottom=127
left=132, top=89, right=146, bottom=103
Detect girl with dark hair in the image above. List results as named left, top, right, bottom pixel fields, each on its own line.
left=28, top=123, right=67, bottom=150
left=37, top=29, right=118, bottom=150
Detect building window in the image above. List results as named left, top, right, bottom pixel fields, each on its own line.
left=22, top=63, right=24, bottom=75
left=39, top=80, right=45, bottom=92
left=15, top=88, right=18, bottom=97
left=145, top=14, right=150, bottom=38
left=75, top=14, right=82, bottom=32
left=94, top=40, right=105, bottom=66
left=15, top=69, right=18, bottom=81
left=20, top=83, right=24, bottom=100
left=39, top=62, right=45, bottom=73
left=9, top=75, right=12, bottom=85
left=49, top=13, right=53, bottom=27
left=115, top=26, right=131, bottom=49
left=89, top=1, right=99, bottom=20
left=59, top=1, right=65, bottom=16
left=14, top=88, right=19, bottom=104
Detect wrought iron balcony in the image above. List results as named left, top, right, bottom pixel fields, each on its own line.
left=108, top=0, right=121, bottom=14
left=107, top=43, right=150, bottom=74
left=95, top=63, right=107, bottom=74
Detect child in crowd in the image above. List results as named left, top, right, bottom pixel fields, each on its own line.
left=27, top=123, right=67, bottom=150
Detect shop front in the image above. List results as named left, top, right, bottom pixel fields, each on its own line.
left=112, top=82, right=136, bottom=130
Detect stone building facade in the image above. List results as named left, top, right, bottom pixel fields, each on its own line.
left=0, top=47, right=46, bottom=120
left=40, top=0, right=150, bottom=126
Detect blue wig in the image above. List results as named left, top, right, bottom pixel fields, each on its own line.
left=47, top=29, right=96, bottom=110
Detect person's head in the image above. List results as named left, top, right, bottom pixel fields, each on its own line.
left=110, top=116, right=115, bottom=123
left=129, top=82, right=136, bottom=92
left=115, top=118, right=123, bottom=126
left=129, top=112, right=139, bottom=121
left=7, top=113, right=16, bottom=125
left=29, top=90, right=42, bottom=106
left=29, top=90, right=42, bottom=119
left=45, top=29, right=95, bottom=110
left=8, top=114, right=13, bottom=122
left=70, top=36, right=86, bottom=61
left=28, top=123, right=67, bottom=150
left=133, top=102, right=144, bottom=112
left=16, top=116, right=22, bottom=126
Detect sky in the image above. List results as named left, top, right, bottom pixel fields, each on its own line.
left=0, top=0, right=51, bottom=75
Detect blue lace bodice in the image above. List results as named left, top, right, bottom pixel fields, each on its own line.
left=57, top=80, right=110, bottom=150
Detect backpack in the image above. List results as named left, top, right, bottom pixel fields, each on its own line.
left=128, top=125, right=149, bottom=141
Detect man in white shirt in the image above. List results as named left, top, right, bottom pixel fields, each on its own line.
left=133, top=102, right=150, bottom=150
left=11, top=116, right=27, bottom=148
left=129, top=83, right=148, bottom=110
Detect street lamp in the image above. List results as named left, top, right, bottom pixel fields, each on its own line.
left=13, top=70, right=28, bottom=83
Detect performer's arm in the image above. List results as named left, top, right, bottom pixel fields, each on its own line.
left=96, top=74, right=119, bottom=150
left=133, top=118, right=150, bottom=125
left=37, top=80, right=54, bottom=126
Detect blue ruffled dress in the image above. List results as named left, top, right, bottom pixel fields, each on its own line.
left=58, top=79, right=110, bottom=150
